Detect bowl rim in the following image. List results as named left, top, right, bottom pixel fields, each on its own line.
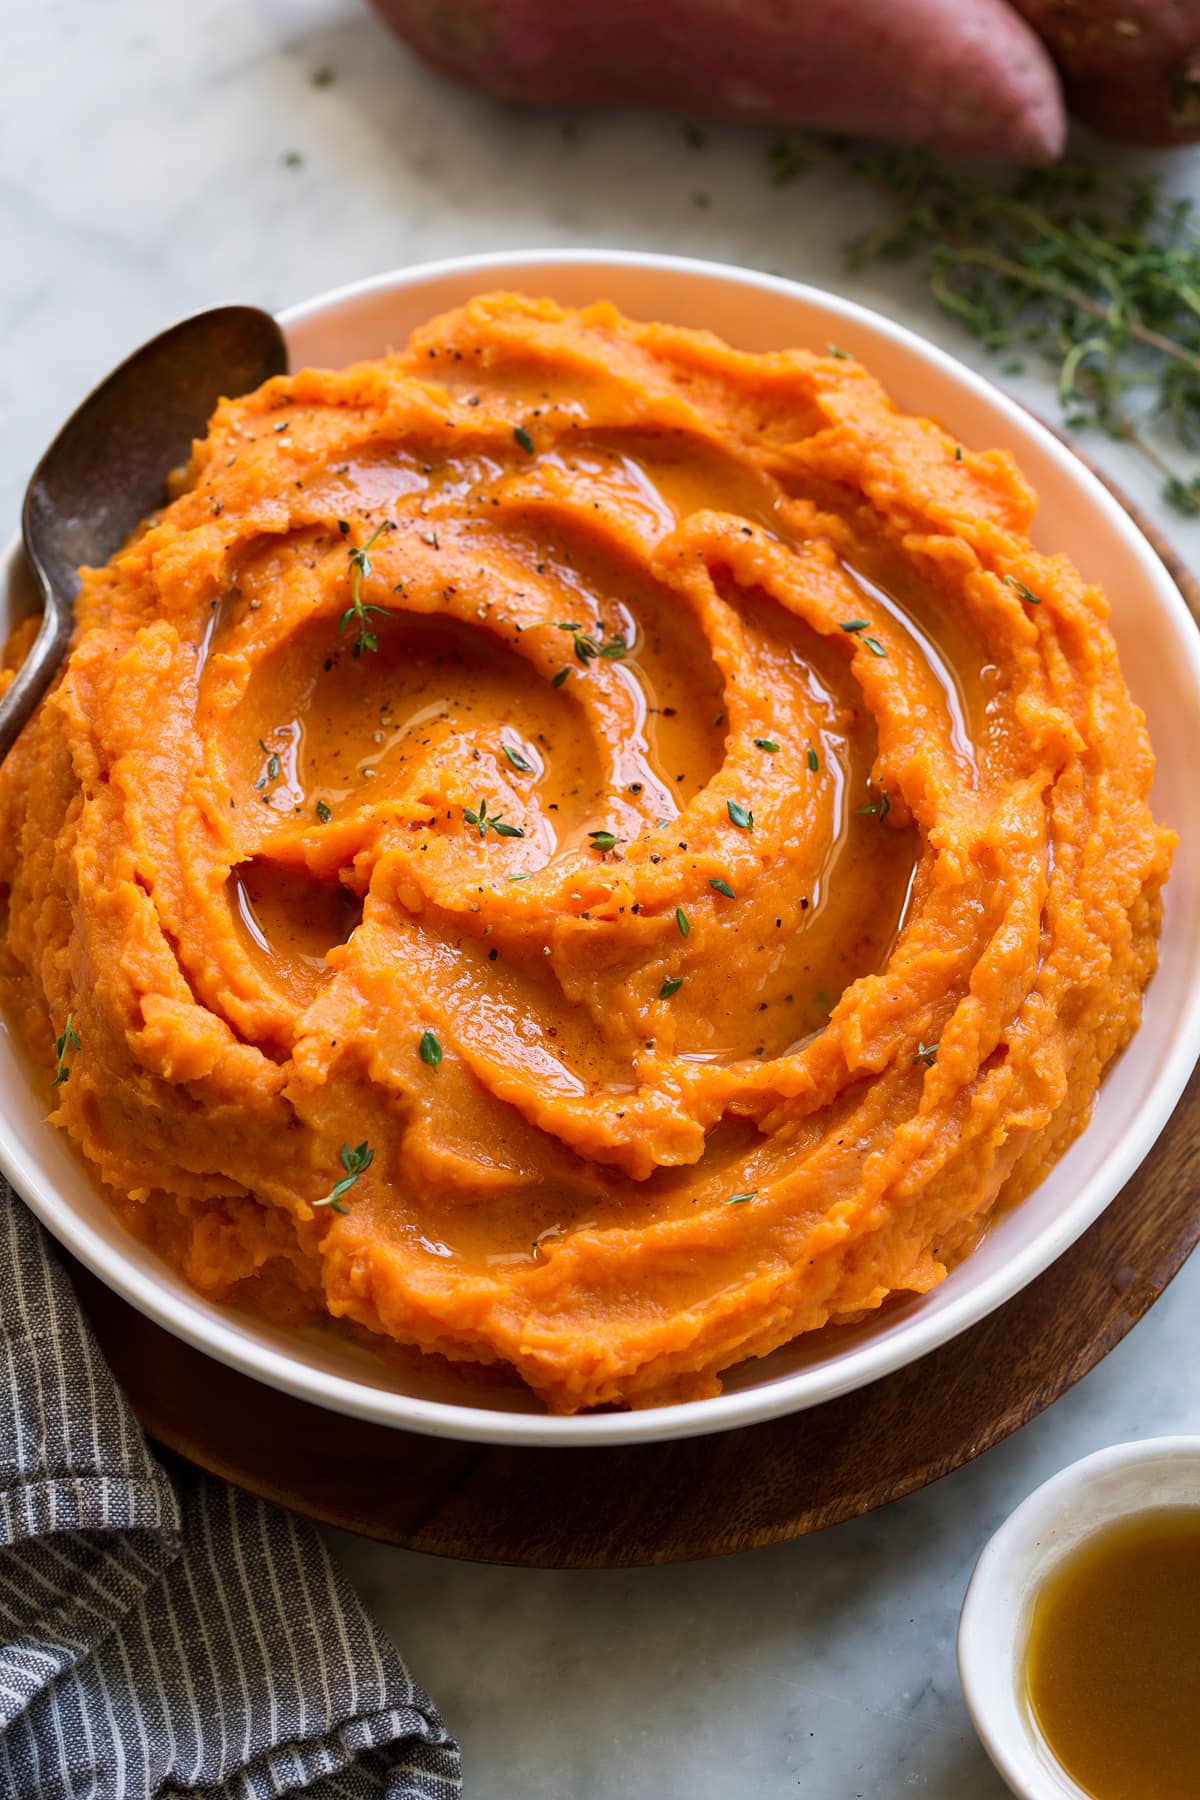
left=956, top=1436, right=1200, bottom=1799
left=2, top=246, right=1198, bottom=1448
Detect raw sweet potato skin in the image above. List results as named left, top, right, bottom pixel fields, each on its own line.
left=1009, top=0, right=1200, bottom=142
left=1009, top=0, right=1200, bottom=72
left=370, top=0, right=1067, bottom=162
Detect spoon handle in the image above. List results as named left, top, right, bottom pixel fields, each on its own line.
left=0, top=599, right=73, bottom=764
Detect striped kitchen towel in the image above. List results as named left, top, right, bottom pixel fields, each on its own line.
left=0, top=1184, right=461, bottom=1800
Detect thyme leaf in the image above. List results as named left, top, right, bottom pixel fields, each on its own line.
left=52, top=1014, right=81, bottom=1087
left=555, top=622, right=627, bottom=666
left=855, top=788, right=892, bottom=821
left=1003, top=573, right=1043, bottom=605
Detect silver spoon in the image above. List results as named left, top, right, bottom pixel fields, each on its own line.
left=2, top=305, right=288, bottom=764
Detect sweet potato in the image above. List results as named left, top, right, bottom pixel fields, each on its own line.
left=370, top=0, right=1067, bottom=162
left=1009, top=0, right=1200, bottom=142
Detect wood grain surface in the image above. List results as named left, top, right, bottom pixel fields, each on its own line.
left=75, top=466, right=1200, bottom=1570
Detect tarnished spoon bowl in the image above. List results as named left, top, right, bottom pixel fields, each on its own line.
left=2, top=305, right=288, bottom=764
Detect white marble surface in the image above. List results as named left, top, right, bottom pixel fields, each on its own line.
left=3, top=2, right=1199, bottom=1794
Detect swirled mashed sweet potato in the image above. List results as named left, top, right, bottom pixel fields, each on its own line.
left=0, top=295, right=1173, bottom=1412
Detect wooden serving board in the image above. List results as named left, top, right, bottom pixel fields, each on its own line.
left=74, top=467, right=1200, bottom=1570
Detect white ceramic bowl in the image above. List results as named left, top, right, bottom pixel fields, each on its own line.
left=2, top=251, right=1198, bottom=1447
left=958, top=1437, right=1200, bottom=1798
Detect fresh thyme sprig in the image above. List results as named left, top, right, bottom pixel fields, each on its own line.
left=339, top=522, right=390, bottom=657
left=314, top=1140, right=373, bottom=1214
left=770, top=141, right=1200, bottom=515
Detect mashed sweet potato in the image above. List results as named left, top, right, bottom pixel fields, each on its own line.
left=0, top=294, right=1174, bottom=1412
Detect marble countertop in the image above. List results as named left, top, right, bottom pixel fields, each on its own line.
left=4, top=2, right=1198, bottom=1794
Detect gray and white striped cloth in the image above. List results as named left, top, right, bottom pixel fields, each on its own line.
left=0, top=1183, right=461, bottom=1800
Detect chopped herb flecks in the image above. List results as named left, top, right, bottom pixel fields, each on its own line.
left=806, top=744, right=819, bottom=772
left=588, top=829, right=620, bottom=853
left=419, top=1030, right=443, bottom=1070
left=709, top=877, right=736, bottom=899
left=660, top=977, right=683, bottom=999
left=676, top=906, right=690, bottom=938
left=314, top=1140, right=373, bottom=1214
left=315, top=800, right=332, bottom=823
left=502, top=743, right=534, bottom=774
left=754, top=737, right=779, bottom=754
left=513, top=424, right=535, bottom=454
left=913, top=1040, right=939, bottom=1066
left=724, top=1190, right=757, bottom=1205
left=727, top=800, right=753, bottom=831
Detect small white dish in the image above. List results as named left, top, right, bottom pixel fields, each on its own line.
left=2, top=251, right=1199, bottom=1446
left=958, top=1437, right=1200, bottom=1798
